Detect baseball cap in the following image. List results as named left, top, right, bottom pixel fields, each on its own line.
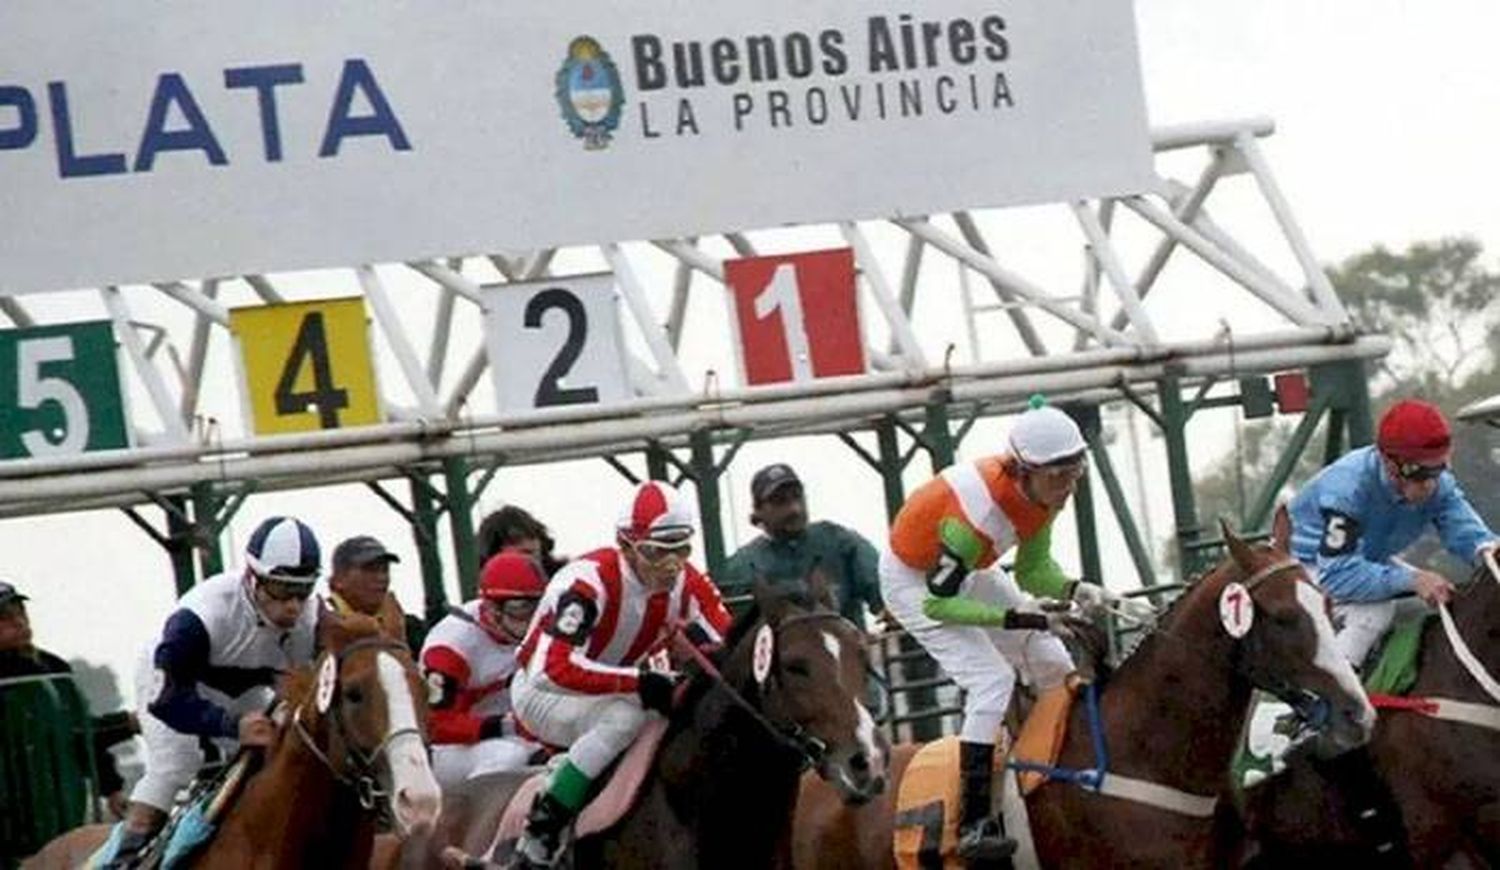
left=0, top=581, right=28, bottom=608
left=332, top=535, right=401, bottom=571
left=751, top=464, right=802, bottom=503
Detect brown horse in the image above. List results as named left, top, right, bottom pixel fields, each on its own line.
left=410, top=581, right=886, bottom=869
left=1240, top=555, right=1500, bottom=866
left=26, top=615, right=440, bottom=869
left=794, top=526, right=1375, bottom=869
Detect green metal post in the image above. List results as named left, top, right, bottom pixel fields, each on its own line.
left=191, top=484, right=224, bottom=579
left=1324, top=408, right=1348, bottom=465
left=645, top=444, right=672, bottom=482
left=443, top=458, right=480, bottom=601
left=410, top=475, right=450, bottom=624
left=923, top=400, right=956, bottom=471
left=875, top=417, right=906, bottom=519
left=689, top=430, right=727, bottom=578
left=1159, top=374, right=1208, bottom=578
left=1084, top=429, right=1159, bottom=589
left=1067, top=406, right=1103, bottom=587
left=1244, top=394, right=1330, bottom=532
left=1320, top=360, right=1374, bottom=447
left=164, top=495, right=197, bottom=595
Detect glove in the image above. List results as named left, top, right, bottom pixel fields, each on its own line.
left=1071, top=582, right=1156, bottom=624
left=637, top=668, right=677, bottom=715
left=1001, top=610, right=1076, bottom=639
left=478, top=715, right=511, bottom=741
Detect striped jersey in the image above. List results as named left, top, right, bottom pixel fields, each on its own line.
left=516, top=547, right=731, bottom=696
left=420, top=600, right=522, bottom=744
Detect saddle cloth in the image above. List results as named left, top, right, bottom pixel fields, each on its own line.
left=492, top=717, right=668, bottom=849
left=1364, top=613, right=1432, bottom=697
left=891, top=682, right=1074, bottom=870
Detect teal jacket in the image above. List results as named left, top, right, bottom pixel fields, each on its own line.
left=718, top=521, right=883, bottom=626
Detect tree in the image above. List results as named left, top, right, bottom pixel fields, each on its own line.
left=1187, top=238, right=1500, bottom=572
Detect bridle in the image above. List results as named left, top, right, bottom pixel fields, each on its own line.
left=290, top=636, right=422, bottom=809
left=669, top=610, right=859, bottom=771
left=1229, top=557, right=1335, bottom=732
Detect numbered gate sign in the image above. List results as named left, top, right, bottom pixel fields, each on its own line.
left=230, top=298, right=382, bottom=435
left=725, top=248, right=866, bottom=386
left=0, top=321, right=130, bottom=459
left=483, top=274, right=631, bottom=413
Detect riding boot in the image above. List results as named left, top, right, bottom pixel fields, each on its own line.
left=955, top=741, right=1017, bottom=868
left=513, top=792, right=577, bottom=869
left=1312, top=746, right=1413, bottom=868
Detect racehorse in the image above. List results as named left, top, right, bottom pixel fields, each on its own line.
left=25, top=614, right=440, bottom=869
left=1240, top=554, right=1500, bottom=866
left=793, top=525, right=1375, bottom=869
left=410, top=578, right=887, bottom=869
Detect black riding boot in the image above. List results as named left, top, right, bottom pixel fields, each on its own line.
left=955, top=741, right=1017, bottom=868
left=513, top=792, right=576, bottom=869
left=1312, top=746, right=1413, bottom=868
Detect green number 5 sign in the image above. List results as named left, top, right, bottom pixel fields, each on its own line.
left=0, top=322, right=130, bottom=460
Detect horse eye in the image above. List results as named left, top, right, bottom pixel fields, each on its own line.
left=344, top=687, right=365, bottom=704
left=784, top=659, right=812, bottom=678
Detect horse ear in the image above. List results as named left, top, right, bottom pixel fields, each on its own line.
left=318, top=607, right=355, bottom=654
left=1271, top=504, right=1292, bottom=552
left=752, top=575, right=790, bottom=623
left=805, top=567, right=836, bottom=611
left=1220, top=518, right=1255, bottom=573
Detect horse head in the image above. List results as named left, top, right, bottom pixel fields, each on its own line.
left=290, top=614, right=442, bottom=836
left=1209, top=520, right=1375, bottom=756
left=714, top=575, right=887, bottom=805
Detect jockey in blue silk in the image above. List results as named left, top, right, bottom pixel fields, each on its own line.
left=93, top=516, right=322, bottom=870
left=1288, top=399, right=1499, bottom=667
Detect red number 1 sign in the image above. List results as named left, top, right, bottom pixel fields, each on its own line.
left=725, top=248, right=866, bottom=386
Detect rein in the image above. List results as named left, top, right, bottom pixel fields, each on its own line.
left=667, top=610, right=852, bottom=770
left=1373, top=549, right=1500, bottom=732
left=290, top=636, right=421, bottom=810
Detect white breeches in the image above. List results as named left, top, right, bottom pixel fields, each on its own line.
left=510, top=669, right=651, bottom=779
left=431, top=736, right=540, bottom=790
left=1332, top=599, right=1397, bottom=668
left=879, top=548, right=1074, bottom=745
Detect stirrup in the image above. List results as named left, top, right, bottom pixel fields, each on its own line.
left=93, top=822, right=152, bottom=869
left=511, top=829, right=564, bottom=869
left=956, top=817, right=1018, bottom=862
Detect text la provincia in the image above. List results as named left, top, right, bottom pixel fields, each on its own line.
left=627, top=14, right=1015, bottom=138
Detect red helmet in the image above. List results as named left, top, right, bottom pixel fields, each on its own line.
left=479, top=551, right=547, bottom=602
left=1377, top=399, right=1452, bottom=464
left=615, top=481, right=695, bottom=545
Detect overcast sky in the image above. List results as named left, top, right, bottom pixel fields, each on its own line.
left=7, top=0, right=1499, bottom=706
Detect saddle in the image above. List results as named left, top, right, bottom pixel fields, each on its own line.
left=91, top=753, right=255, bottom=870
left=1363, top=613, right=1432, bottom=697
left=487, top=717, right=669, bottom=862
left=891, top=681, right=1076, bottom=870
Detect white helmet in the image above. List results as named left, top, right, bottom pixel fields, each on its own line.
left=616, top=481, right=696, bottom=544
left=1008, top=404, right=1086, bottom=466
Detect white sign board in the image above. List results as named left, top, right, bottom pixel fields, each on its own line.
left=483, top=274, right=632, bottom=413
left=0, top=0, right=1155, bottom=295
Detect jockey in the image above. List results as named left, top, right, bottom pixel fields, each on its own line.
left=880, top=400, right=1151, bottom=863
left=1288, top=399, right=1499, bottom=667
left=97, top=516, right=321, bottom=869
left=510, top=481, right=731, bottom=868
left=420, top=550, right=547, bottom=789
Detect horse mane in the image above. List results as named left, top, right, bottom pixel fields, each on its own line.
left=677, top=587, right=822, bottom=711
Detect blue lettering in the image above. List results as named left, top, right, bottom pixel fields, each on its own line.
left=0, top=86, right=38, bottom=150
left=319, top=59, right=410, bottom=157
left=134, top=73, right=227, bottom=171
left=224, top=64, right=304, bottom=162
left=48, top=82, right=127, bottom=178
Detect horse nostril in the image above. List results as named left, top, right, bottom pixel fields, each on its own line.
left=849, top=751, right=870, bottom=774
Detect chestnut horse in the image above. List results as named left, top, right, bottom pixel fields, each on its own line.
left=1241, top=554, right=1500, bottom=866
left=411, top=582, right=887, bottom=869
left=794, top=527, right=1375, bottom=869
left=26, top=615, right=440, bottom=869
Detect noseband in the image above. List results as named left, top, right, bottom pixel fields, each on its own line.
left=670, top=610, right=857, bottom=771
left=291, top=637, right=421, bottom=809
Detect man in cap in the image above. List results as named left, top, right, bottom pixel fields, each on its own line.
left=324, top=534, right=408, bottom=642
left=718, top=463, right=884, bottom=628
left=94, top=516, right=322, bottom=868
left=0, top=581, right=136, bottom=820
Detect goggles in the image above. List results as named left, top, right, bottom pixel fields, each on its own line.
left=1392, top=459, right=1446, bottom=481
left=1021, top=454, right=1088, bottom=482
left=485, top=597, right=540, bottom=620
left=632, top=538, right=692, bottom=563
left=257, top=576, right=314, bottom=602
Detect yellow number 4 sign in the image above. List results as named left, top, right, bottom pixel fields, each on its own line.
left=230, top=298, right=381, bottom=435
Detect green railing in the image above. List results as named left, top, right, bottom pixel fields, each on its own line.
left=0, top=672, right=100, bottom=865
